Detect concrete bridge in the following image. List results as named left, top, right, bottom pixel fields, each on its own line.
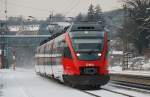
left=0, top=35, right=50, bottom=68
left=0, top=35, right=50, bottom=47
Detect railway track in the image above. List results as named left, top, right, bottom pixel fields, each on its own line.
left=110, top=73, right=150, bottom=93
left=101, top=88, right=135, bottom=97
left=78, top=87, right=135, bottom=97
left=40, top=72, right=149, bottom=97
left=110, top=81, right=150, bottom=93
left=79, top=90, right=101, bottom=97
left=41, top=75, right=134, bottom=97
left=110, top=73, right=150, bottom=86
left=76, top=77, right=150, bottom=97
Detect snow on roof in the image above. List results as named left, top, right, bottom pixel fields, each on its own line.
left=112, top=51, right=123, bottom=55
left=8, top=25, right=40, bottom=32
left=50, top=22, right=70, bottom=27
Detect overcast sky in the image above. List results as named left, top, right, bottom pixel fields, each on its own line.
left=0, top=0, right=122, bottom=20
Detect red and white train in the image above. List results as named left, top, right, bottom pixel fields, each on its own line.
left=35, top=22, right=110, bottom=88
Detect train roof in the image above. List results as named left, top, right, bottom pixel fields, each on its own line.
left=39, top=26, right=69, bottom=46
left=39, top=22, right=104, bottom=46
left=70, top=22, right=104, bottom=31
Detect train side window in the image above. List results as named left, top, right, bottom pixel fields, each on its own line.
left=39, top=49, right=43, bottom=65
left=36, top=49, right=40, bottom=65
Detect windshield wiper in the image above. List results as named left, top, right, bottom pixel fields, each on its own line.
left=88, top=49, right=98, bottom=54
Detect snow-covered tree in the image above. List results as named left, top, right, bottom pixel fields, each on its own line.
left=121, top=0, right=150, bottom=54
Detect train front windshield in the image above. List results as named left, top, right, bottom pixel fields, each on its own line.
left=69, top=31, right=105, bottom=60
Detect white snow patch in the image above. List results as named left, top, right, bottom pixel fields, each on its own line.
left=109, top=66, right=122, bottom=71
left=111, top=51, right=123, bottom=55
left=142, top=61, right=150, bottom=69
left=0, top=68, right=91, bottom=97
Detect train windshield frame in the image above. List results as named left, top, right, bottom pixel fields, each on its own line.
left=69, top=31, right=104, bottom=52
left=69, top=31, right=105, bottom=60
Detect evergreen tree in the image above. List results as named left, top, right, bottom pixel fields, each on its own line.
left=75, top=13, right=83, bottom=22
left=94, top=4, right=105, bottom=26
left=95, top=5, right=102, bottom=21
left=88, top=4, right=95, bottom=21
left=53, top=14, right=65, bottom=22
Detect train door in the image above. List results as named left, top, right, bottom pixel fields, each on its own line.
left=38, top=48, right=43, bottom=73
left=40, top=46, right=46, bottom=74
left=45, top=42, right=53, bottom=76
left=52, top=36, right=65, bottom=82
left=35, top=48, right=40, bottom=73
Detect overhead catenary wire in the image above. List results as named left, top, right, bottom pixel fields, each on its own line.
left=0, top=0, right=51, bottom=19
left=7, top=1, right=50, bottom=13
left=3, top=0, right=50, bottom=11
left=64, top=0, right=80, bottom=16
left=1, top=0, right=58, bottom=17
left=7, top=0, right=81, bottom=15
left=60, top=0, right=78, bottom=14
left=1, top=0, right=81, bottom=19
left=0, top=0, right=6, bottom=19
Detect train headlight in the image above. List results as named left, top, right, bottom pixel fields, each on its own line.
left=76, top=53, right=80, bottom=56
left=98, top=53, right=102, bottom=56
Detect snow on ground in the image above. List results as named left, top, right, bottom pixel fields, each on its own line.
left=109, top=66, right=122, bottom=71
left=0, top=71, right=3, bottom=86
left=0, top=68, right=150, bottom=97
left=109, top=66, right=150, bottom=77
left=0, top=68, right=91, bottom=97
left=142, top=62, right=150, bottom=69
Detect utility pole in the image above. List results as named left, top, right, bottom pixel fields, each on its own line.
left=48, top=11, right=54, bottom=34
left=122, top=5, right=129, bottom=70
left=0, top=0, right=8, bottom=69
left=49, top=11, right=53, bottom=24
left=0, top=22, right=5, bottom=69
left=4, top=0, right=8, bottom=68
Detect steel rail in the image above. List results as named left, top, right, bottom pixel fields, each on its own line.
left=110, top=80, right=150, bottom=92
left=78, top=87, right=135, bottom=97
left=101, top=88, right=135, bottom=97
left=79, top=90, right=101, bottom=97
